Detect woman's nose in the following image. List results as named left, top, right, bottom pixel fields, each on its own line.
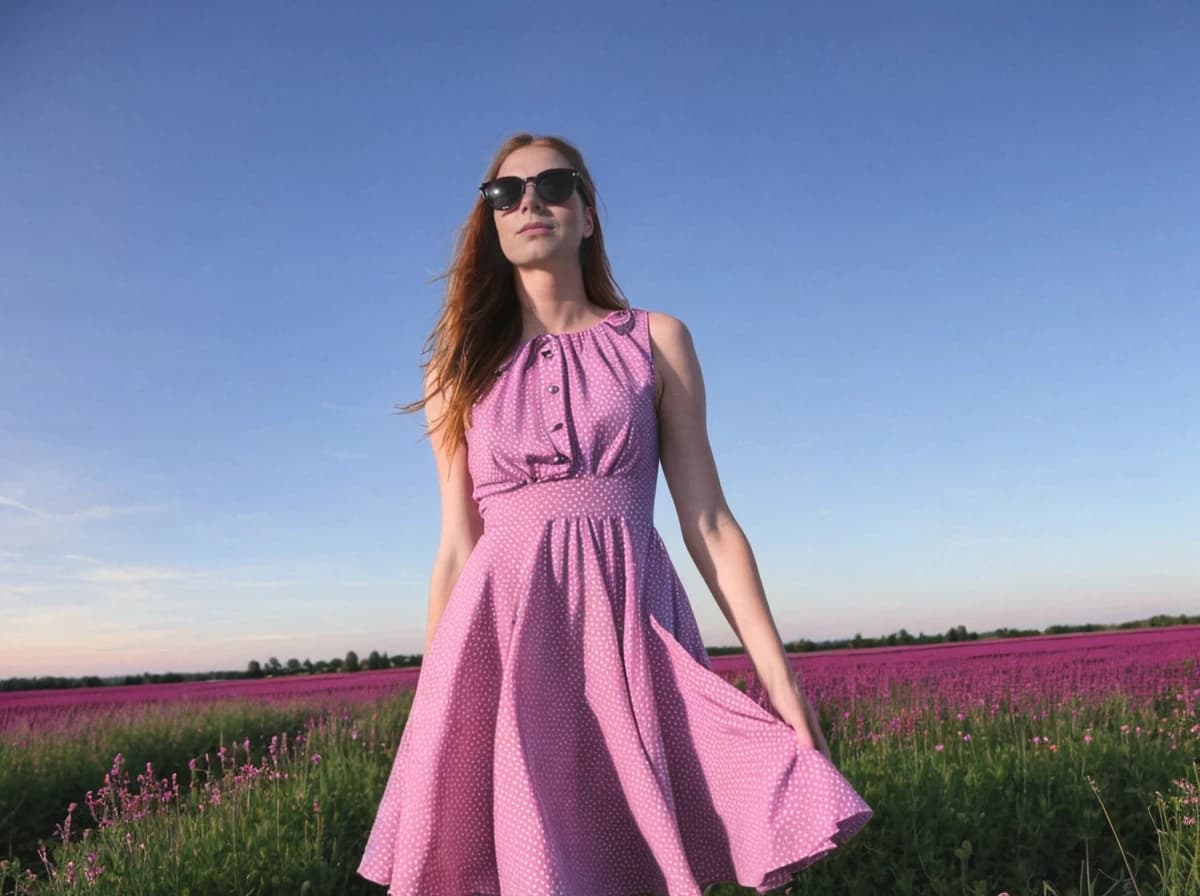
left=519, top=180, right=545, bottom=210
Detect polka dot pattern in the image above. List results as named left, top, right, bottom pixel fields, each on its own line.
left=357, top=307, right=872, bottom=895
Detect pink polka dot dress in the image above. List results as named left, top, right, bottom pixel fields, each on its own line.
left=357, top=306, right=872, bottom=895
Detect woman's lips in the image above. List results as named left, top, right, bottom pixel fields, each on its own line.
left=520, top=225, right=552, bottom=234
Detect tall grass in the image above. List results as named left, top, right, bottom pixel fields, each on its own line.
left=2, top=697, right=411, bottom=895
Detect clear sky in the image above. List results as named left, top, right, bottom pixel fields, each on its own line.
left=2, top=2, right=1196, bottom=678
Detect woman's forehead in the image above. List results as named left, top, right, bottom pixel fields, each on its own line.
left=496, top=145, right=570, bottom=177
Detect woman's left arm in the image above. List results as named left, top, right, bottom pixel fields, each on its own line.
left=649, top=310, right=830, bottom=757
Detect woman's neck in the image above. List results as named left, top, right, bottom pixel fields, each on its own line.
left=513, top=267, right=595, bottom=336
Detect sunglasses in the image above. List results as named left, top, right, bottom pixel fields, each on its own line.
left=479, top=168, right=588, bottom=211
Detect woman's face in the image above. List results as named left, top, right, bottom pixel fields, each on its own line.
left=491, top=144, right=595, bottom=271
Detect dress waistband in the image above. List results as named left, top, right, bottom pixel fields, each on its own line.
left=481, top=475, right=650, bottom=530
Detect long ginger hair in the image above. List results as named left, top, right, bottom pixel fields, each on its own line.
left=396, top=133, right=628, bottom=471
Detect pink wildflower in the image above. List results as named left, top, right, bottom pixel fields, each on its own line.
left=85, top=852, right=104, bottom=883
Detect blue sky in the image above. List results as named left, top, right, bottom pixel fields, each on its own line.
left=1, top=2, right=1196, bottom=677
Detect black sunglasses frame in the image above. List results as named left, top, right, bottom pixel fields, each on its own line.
left=479, top=168, right=590, bottom=211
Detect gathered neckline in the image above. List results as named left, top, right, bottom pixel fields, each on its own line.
left=522, top=306, right=626, bottom=341
left=502, top=307, right=631, bottom=360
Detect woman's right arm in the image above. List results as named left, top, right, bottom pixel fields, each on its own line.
left=421, top=371, right=484, bottom=658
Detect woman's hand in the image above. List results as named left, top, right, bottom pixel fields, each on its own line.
left=764, top=671, right=831, bottom=760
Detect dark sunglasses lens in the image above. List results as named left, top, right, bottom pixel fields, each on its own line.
left=536, top=170, right=576, bottom=202
left=483, top=177, right=523, bottom=209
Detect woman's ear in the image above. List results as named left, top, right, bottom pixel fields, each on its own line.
left=583, top=206, right=595, bottom=239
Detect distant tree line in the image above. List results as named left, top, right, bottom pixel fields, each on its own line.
left=3, top=613, right=1197, bottom=692
left=241, top=649, right=420, bottom=680
left=707, top=613, right=1200, bottom=655
left=0, top=648, right=422, bottom=693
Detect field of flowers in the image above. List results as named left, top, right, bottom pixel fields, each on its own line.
left=1, top=625, right=1197, bottom=895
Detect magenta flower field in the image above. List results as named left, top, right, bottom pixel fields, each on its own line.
left=1, top=625, right=1197, bottom=894
left=4, top=624, right=1194, bottom=740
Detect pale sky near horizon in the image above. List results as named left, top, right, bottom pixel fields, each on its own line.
left=2, top=2, right=1197, bottom=678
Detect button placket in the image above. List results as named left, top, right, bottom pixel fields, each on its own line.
left=538, top=336, right=573, bottom=472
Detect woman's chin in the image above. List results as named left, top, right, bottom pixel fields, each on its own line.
left=509, top=251, right=575, bottom=273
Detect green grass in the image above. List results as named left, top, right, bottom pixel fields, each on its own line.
left=1, top=691, right=1195, bottom=895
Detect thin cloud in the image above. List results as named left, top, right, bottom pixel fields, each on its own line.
left=77, top=565, right=196, bottom=585
left=0, top=494, right=164, bottom=521
left=62, top=503, right=167, bottom=521
left=0, top=495, right=51, bottom=517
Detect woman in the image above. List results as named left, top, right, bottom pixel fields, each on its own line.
left=358, top=133, right=871, bottom=895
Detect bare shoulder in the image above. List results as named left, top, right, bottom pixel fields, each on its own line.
left=644, top=310, right=703, bottom=414
left=645, top=309, right=692, bottom=352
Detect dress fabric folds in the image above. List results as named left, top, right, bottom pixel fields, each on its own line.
left=357, top=306, right=872, bottom=895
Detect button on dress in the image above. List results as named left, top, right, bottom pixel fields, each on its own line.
left=357, top=306, right=872, bottom=895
